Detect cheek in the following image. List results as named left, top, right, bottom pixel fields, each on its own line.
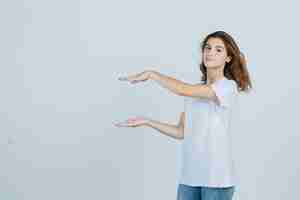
left=217, top=55, right=227, bottom=62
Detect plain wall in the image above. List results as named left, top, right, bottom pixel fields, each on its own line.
left=1, top=0, right=299, bottom=199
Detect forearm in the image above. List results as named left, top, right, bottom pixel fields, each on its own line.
left=145, top=119, right=183, bottom=140
left=149, top=71, right=188, bottom=96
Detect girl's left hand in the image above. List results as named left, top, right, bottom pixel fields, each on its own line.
left=118, top=70, right=154, bottom=84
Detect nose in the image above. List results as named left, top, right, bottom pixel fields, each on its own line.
left=207, top=52, right=214, bottom=58
left=206, top=49, right=214, bottom=56
left=207, top=53, right=214, bottom=57
left=205, top=51, right=215, bottom=61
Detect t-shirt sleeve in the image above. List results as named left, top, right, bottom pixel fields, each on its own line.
left=211, top=80, right=237, bottom=108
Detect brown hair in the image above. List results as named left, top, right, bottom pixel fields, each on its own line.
left=199, top=31, right=252, bottom=92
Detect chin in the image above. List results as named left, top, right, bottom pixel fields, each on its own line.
left=205, top=64, right=217, bottom=68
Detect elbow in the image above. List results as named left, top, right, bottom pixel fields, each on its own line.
left=177, top=88, right=186, bottom=97
left=177, top=87, right=190, bottom=97
left=177, top=127, right=184, bottom=140
left=178, top=135, right=184, bottom=140
left=177, top=84, right=190, bottom=97
left=177, top=92, right=186, bottom=97
left=177, top=84, right=201, bottom=98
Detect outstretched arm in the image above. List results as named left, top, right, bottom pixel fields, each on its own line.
left=114, top=114, right=185, bottom=140
left=118, top=70, right=217, bottom=102
left=150, top=71, right=216, bottom=101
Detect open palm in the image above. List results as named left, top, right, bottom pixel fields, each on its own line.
left=114, top=116, right=148, bottom=127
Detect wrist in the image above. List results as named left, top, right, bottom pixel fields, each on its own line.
left=144, top=118, right=152, bottom=127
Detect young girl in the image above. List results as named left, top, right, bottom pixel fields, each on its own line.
left=115, top=30, right=252, bottom=200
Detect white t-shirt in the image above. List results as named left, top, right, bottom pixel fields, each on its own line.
left=178, top=77, right=239, bottom=187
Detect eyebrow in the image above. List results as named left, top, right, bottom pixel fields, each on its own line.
left=205, top=44, right=225, bottom=49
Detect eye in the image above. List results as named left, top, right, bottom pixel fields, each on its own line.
left=217, top=49, right=222, bottom=52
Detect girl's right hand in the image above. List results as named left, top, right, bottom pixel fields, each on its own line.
left=114, top=116, right=149, bottom=128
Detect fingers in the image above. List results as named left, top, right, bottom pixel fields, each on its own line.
left=118, top=77, right=128, bottom=81
left=118, top=78, right=140, bottom=85
left=118, top=76, right=135, bottom=84
left=114, top=122, right=129, bottom=127
left=114, top=122, right=128, bottom=127
left=118, top=72, right=145, bottom=83
left=113, top=121, right=136, bottom=127
left=114, top=117, right=143, bottom=127
left=118, top=73, right=136, bottom=82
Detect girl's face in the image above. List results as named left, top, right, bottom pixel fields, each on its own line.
left=202, top=37, right=231, bottom=69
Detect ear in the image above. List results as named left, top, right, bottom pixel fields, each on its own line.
left=226, top=56, right=232, bottom=63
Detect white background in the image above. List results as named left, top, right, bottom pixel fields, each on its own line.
left=1, top=0, right=299, bottom=199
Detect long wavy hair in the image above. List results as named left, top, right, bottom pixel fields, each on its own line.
left=199, top=31, right=252, bottom=92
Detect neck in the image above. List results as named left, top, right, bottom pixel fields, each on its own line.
left=206, top=67, right=225, bottom=84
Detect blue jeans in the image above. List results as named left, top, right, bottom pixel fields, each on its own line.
left=177, top=184, right=235, bottom=200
